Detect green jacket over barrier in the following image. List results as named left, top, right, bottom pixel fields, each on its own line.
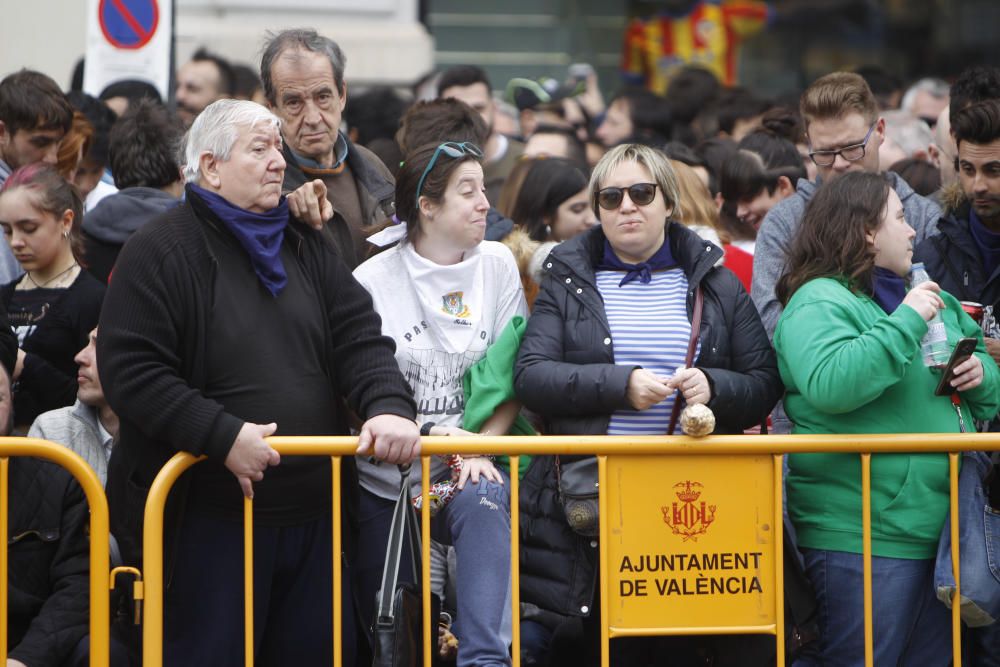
left=463, top=315, right=535, bottom=479
left=774, top=277, right=1000, bottom=559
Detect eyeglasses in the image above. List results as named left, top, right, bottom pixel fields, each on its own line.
left=415, top=141, right=484, bottom=206
left=808, top=122, right=877, bottom=167
left=596, top=183, right=658, bottom=210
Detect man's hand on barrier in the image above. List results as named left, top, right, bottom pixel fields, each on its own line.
left=287, top=179, right=333, bottom=230
left=8, top=659, right=27, bottom=667
left=357, top=414, right=420, bottom=465
left=225, top=422, right=281, bottom=499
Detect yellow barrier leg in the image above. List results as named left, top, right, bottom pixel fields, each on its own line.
left=332, top=457, right=342, bottom=667
left=422, top=456, right=432, bottom=667
left=510, top=455, right=520, bottom=667
left=949, top=453, right=961, bottom=666
left=142, top=454, right=202, bottom=667
left=598, top=455, right=609, bottom=667
left=773, top=455, right=785, bottom=667
left=861, top=454, right=873, bottom=667
left=244, top=495, right=254, bottom=667
left=0, top=457, right=7, bottom=662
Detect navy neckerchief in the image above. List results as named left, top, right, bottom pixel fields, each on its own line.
left=871, top=266, right=907, bottom=314
left=188, top=184, right=289, bottom=297
left=596, top=235, right=678, bottom=287
left=968, top=208, right=1000, bottom=279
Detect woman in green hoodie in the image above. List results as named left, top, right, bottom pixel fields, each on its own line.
left=774, top=171, right=1000, bottom=666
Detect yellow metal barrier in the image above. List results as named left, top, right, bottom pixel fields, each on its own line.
left=0, top=437, right=111, bottom=667
left=137, top=433, right=998, bottom=667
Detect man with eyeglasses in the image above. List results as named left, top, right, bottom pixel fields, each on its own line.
left=751, top=71, right=942, bottom=342
left=750, top=71, right=941, bottom=435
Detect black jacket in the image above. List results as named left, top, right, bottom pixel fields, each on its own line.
left=913, top=199, right=1000, bottom=309
left=513, top=221, right=782, bottom=616
left=98, top=194, right=416, bottom=571
left=8, top=457, right=89, bottom=667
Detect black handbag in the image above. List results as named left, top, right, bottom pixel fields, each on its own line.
left=372, top=464, right=438, bottom=667
left=555, top=456, right=600, bottom=536
left=555, top=287, right=704, bottom=537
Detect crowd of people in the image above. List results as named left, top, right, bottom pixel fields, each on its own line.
left=0, top=23, right=998, bottom=667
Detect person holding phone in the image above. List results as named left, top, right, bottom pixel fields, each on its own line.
left=773, top=171, right=1000, bottom=666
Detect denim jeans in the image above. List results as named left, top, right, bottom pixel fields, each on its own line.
left=966, top=622, right=1000, bottom=667
left=798, top=548, right=951, bottom=667
left=357, top=474, right=513, bottom=667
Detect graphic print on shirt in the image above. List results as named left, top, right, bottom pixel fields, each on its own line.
left=441, top=291, right=474, bottom=326
left=9, top=298, right=51, bottom=346
left=403, top=347, right=486, bottom=417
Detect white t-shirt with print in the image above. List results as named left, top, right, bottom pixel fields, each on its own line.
left=353, top=240, right=527, bottom=499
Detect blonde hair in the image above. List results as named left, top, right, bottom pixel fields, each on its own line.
left=588, top=144, right=679, bottom=218
left=670, top=159, right=719, bottom=231
left=800, top=72, right=878, bottom=131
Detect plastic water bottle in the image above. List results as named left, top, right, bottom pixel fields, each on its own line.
left=910, top=262, right=950, bottom=368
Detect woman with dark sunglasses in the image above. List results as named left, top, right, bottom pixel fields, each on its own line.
left=513, top=143, right=782, bottom=665
left=353, top=141, right=527, bottom=666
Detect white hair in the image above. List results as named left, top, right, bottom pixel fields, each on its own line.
left=901, top=78, right=949, bottom=114
left=182, top=99, right=281, bottom=183
left=883, top=110, right=934, bottom=158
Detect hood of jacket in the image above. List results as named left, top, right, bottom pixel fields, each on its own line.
left=82, top=187, right=180, bottom=243
left=794, top=171, right=926, bottom=206
left=937, top=182, right=968, bottom=215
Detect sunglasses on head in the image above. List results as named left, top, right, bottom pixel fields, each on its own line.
left=596, top=182, right=658, bottom=210
left=415, top=141, right=485, bottom=206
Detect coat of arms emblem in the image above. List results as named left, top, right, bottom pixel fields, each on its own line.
left=441, top=291, right=471, bottom=317
left=661, top=481, right=717, bottom=541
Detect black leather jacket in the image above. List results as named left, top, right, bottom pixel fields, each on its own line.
left=8, top=457, right=89, bottom=666
left=513, top=221, right=782, bottom=616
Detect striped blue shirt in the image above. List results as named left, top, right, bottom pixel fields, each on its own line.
left=596, top=268, right=698, bottom=435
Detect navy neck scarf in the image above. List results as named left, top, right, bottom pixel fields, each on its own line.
left=871, top=266, right=907, bottom=314
left=596, top=235, right=678, bottom=287
left=968, top=208, right=1000, bottom=279
left=188, top=184, right=289, bottom=297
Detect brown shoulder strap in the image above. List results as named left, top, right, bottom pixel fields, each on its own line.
left=667, top=285, right=704, bottom=435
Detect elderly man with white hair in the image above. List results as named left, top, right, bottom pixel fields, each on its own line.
left=97, top=99, right=419, bottom=666
left=901, top=77, right=950, bottom=127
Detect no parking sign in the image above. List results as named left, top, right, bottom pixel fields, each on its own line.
left=99, top=0, right=159, bottom=50
left=83, top=0, right=171, bottom=101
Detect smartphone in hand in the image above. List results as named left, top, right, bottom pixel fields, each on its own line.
left=934, top=337, right=979, bottom=396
